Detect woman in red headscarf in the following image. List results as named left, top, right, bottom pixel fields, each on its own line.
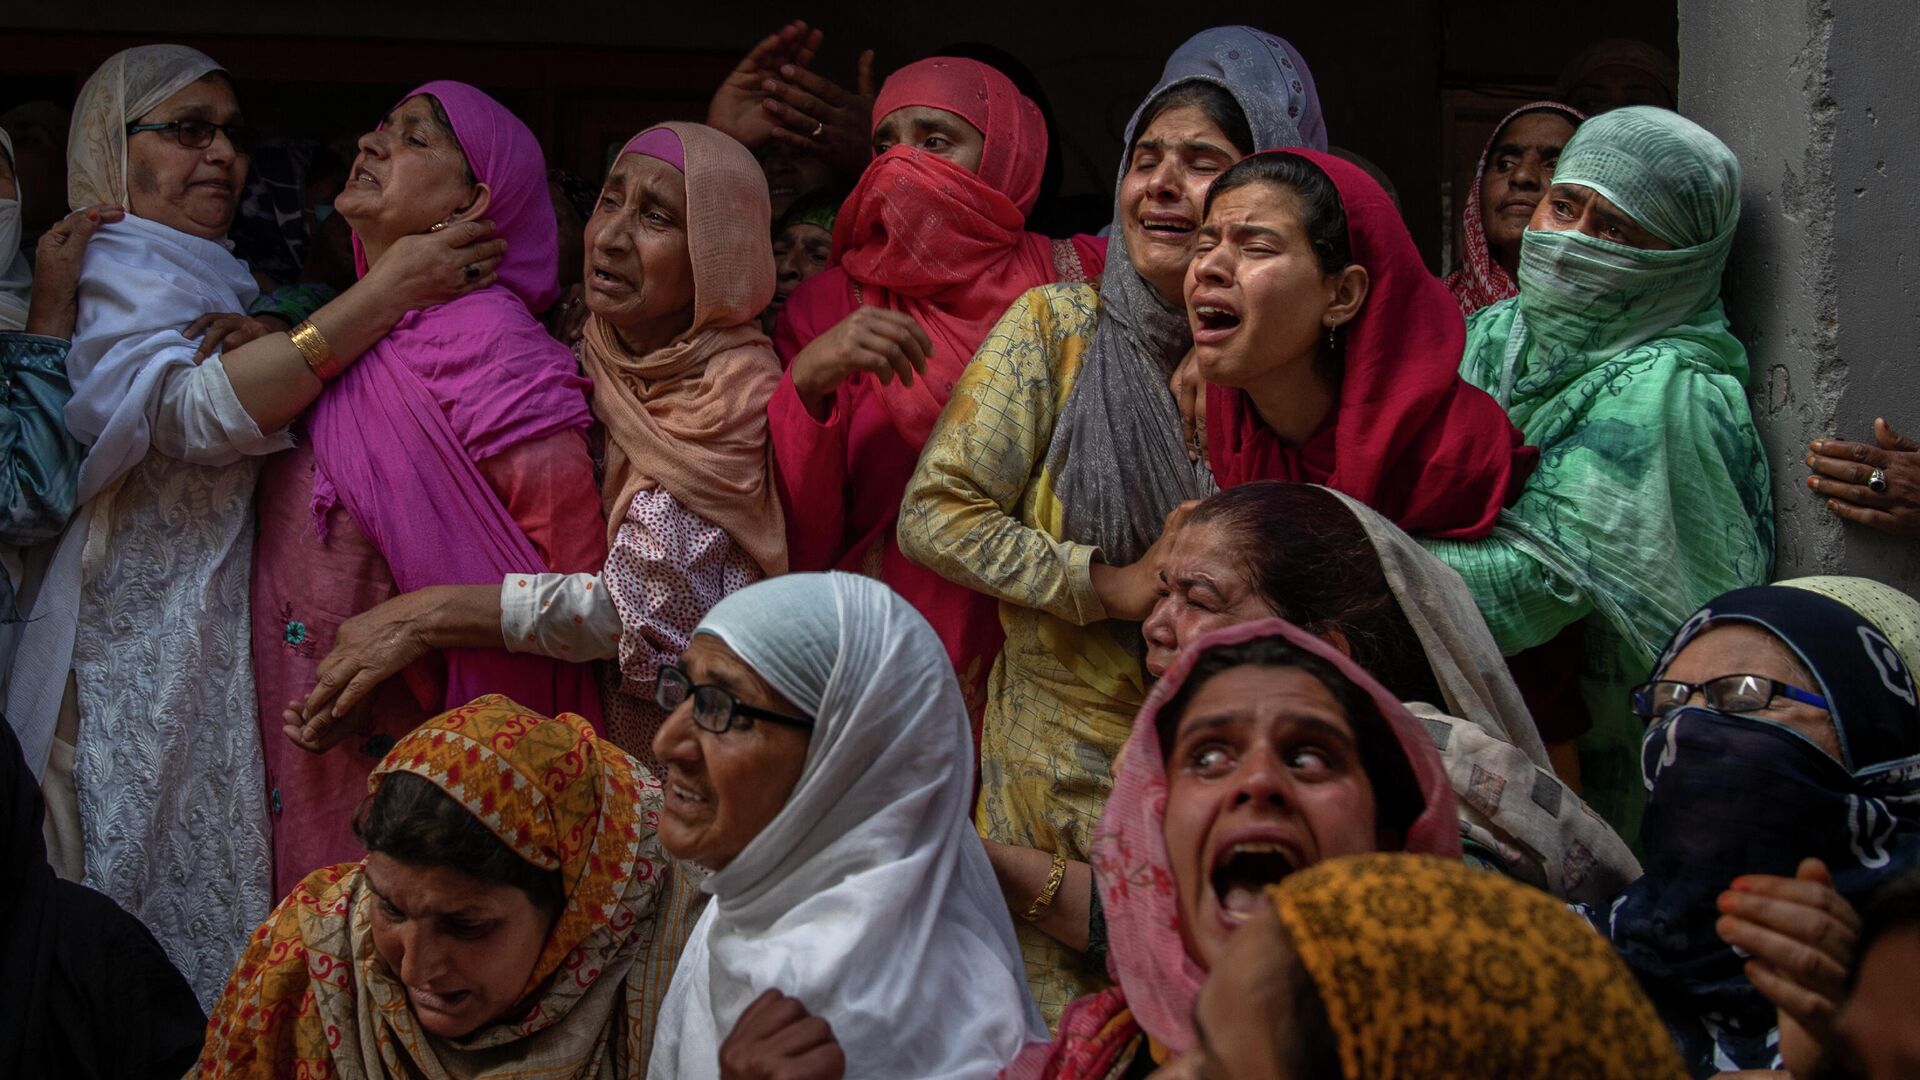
left=1195, top=149, right=1533, bottom=540
left=771, top=56, right=1104, bottom=730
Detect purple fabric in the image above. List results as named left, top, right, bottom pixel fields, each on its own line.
left=622, top=127, right=686, bottom=173
left=311, top=80, right=601, bottom=725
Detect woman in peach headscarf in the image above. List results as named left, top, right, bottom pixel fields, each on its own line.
left=287, top=122, right=785, bottom=768
left=771, top=56, right=1104, bottom=728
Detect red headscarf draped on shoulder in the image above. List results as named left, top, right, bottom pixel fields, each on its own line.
left=1205, top=148, right=1537, bottom=540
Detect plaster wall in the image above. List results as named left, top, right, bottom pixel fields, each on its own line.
left=1682, top=0, right=1920, bottom=589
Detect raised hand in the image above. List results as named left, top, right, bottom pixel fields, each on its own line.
left=761, top=52, right=879, bottom=181
left=367, top=219, right=507, bottom=314
left=1093, top=499, right=1202, bottom=622
left=707, top=22, right=824, bottom=151
left=789, top=307, right=932, bottom=420
left=25, top=204, right=125, bottom=339
left=1716, top=858, right=1861, bottom=1079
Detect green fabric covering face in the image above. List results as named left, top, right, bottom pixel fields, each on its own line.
left=1427, top=107, right=1774, bottom=836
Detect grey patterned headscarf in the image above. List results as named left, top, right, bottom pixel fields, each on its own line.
left=1043, top=27, right=1321, bottom=565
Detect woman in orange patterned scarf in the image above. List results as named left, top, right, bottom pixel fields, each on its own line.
left=1188, top=853, right=1684, bottom=1079
left=194, top=695, right=701, bottom=1079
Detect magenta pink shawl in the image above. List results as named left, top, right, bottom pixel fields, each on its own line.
left=309, top=80, right=600, bottom=723
left=1004, top=618, right=1460, bottom=1077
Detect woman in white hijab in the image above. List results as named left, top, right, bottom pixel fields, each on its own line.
left=4, top=44, right=504, bottom=1007
left=648, top=572, right=1043, bottom=1079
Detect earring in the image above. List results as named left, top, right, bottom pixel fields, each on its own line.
left=1326, top=322, right=1337, bottom=352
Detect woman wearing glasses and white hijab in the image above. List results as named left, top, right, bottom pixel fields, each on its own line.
left=646, top=571, right=1042, bottom=1079
left=4, top=44, right=500, bottom=1005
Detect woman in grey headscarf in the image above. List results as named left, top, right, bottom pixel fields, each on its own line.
left=896, top=26, right=1321, bottom=1022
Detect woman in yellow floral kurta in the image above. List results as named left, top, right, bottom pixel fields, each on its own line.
left=897, top=27, right=1323, bottom=1022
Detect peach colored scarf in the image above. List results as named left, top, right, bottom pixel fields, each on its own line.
left=580, top=122, right=787, bottom=576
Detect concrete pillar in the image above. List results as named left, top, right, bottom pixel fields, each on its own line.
left=1681, top=0, right=1920, bottom=590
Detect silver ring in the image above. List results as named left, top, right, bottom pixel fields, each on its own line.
left=1869, top=466, right=1890, bottom=494
left=463, top=263, right=480, bottom=282
left=812, top=120, right=825, bottom=138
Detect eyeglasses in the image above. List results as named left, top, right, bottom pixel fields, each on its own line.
left=1630, top=674, right=1829, bottom=721
left=655, top=664, right=813, bottom=734
left=124, top=119, right=257, bottom=155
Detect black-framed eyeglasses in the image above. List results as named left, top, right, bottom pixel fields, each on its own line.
left=1630, top=674, right=1829, bottom=721
left=124, top=119, right=257, bottom=155
left=655, top=664, right=813, bottom=734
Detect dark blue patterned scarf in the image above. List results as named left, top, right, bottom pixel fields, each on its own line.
left=1593, top=585, right=1920, bottom=1075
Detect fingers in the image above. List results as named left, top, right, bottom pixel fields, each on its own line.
left=737, top=27, right=793, bottom=74
left=190, top=317, right=244, bottom=361
left=1806, top=449, right=1886, bottom=485
left=440, top=218, right=500, bottom=248
left=1808, top=438, right=1888, bottom=468
left=1744, top=958, right=1841, bottom=1034
left=1716, top=908, right=1853, bottom=994
left=898, top=317, right=933, bottom=372
left=1164, top=498, right=1202, bottom=532
left=794, top=26, right=823, bottom=69
left=776, top=64, right=848, bottom=110
left=1805, top=472, right=1877, bottom=506
left=1876, top=416, right=1920, bottom=453
left=856, top=313, right=930, bottom=385
left=761, top=95, right=828, bottom=140
left=856, top=50, right=877, bottom=99
left=185, top=313, right=222, bottom=340
left=1825, top=498, right=1901, bottom=529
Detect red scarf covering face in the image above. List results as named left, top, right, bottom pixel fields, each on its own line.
left=833, top=56, right=1056, bottom=445
left=1204, top=148, right=1538, bottom=541
left=1443, top=101, right=1586, bottom=315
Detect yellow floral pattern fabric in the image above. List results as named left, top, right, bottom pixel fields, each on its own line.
left=898, top=283, right=1144, bottom=1023
left=195, top=695, right=700, bottom=1079
left=1269, top=854, right=1687, bottom=1080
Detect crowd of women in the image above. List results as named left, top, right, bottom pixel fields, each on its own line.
left=1, top=22, right=1915, bottom=1080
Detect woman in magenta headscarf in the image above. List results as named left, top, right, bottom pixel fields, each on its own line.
left=250, top=81, right=603, bottom=898
left=771, top=56, right=1104, bottom=730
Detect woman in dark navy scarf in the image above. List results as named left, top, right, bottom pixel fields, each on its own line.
left=1592, top=580, right=1920, bottom=1077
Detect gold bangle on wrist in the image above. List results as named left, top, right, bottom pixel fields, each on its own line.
left=290, top=319, right=344, bottom=381
left=1024, top=851, right=1069, bottom=922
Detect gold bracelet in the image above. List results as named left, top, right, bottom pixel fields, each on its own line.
left=289, top=319, right=344, bottom=381
left=1024, top=850, right=1069, bottom=922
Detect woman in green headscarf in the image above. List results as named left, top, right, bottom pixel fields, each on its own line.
left=1423, top=106, right=1773, bottom=838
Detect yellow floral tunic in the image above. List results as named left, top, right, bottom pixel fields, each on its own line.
left=899, top=283, right=1147, bottom=1022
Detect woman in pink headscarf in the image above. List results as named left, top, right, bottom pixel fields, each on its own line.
left=771, top=56, right=1104, bottom=729
left=250, top=82, right=604, bottom=898
left=1002, top=618, right=1460, bottom=1078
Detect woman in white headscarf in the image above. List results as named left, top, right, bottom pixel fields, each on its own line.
left=647, top=572, right=1043, bottom=1079
left=4, top=44, right=504, bottom=1007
